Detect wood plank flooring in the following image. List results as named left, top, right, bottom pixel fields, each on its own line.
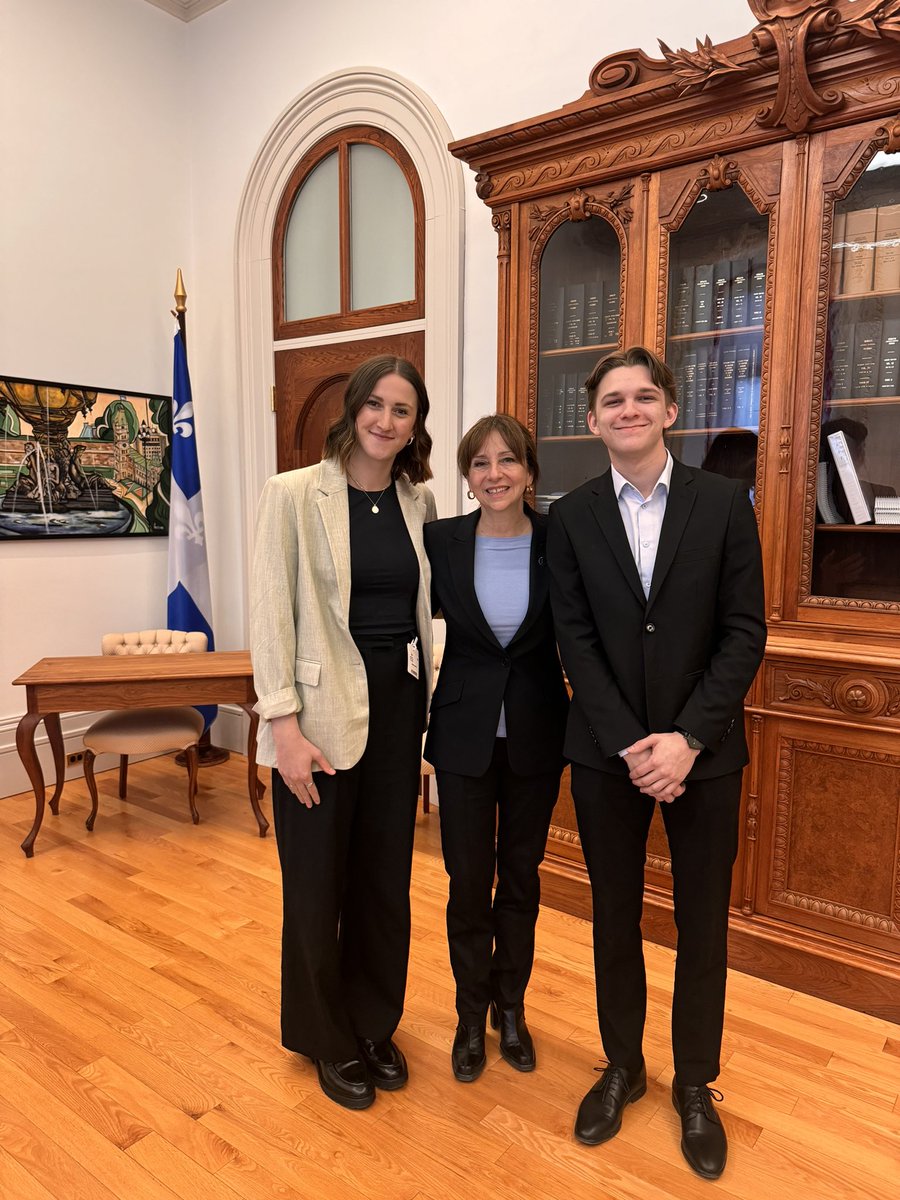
left=1, top=755, right=897, bottom=1199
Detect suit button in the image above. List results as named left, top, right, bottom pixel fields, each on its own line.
left=501, top=657, right=511, bottom=668
left=645, top=622, right=655, bottom=633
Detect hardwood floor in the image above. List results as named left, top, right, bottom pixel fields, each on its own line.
left=1, top=755, right=897, bottom=1199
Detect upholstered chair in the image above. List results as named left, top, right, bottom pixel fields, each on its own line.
left=82, top=630, right=208, bottom=830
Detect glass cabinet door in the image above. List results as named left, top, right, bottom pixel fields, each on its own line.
left=534, top=217, right=621, bottom=508
left=812, top=150, right=900, bottom=602
left=665, top=187, right=769, bottom=502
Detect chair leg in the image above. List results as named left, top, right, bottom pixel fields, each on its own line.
left=185, top=743, right=200, bottom=824
left=422, top=773, right=430, bottom=814
left=118, top=754, right=128, bottom=799
left=84, top=750, right=99, bottom=831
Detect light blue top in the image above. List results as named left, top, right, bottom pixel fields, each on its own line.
left=473, top=532, right=532, bottom=737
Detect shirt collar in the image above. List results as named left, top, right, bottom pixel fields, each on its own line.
left=611, top=450, right=674, bottom=502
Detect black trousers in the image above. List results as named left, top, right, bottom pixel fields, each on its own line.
left=272, top=633, right=425, bottom=1062
left=436, top=739, right=561, bottom=1024
left=572, top=763, right=742, bottom=1086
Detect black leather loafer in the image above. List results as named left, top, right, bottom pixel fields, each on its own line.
left=574, top=1060, right=647, bottom=1145
left=671, top=1082, right=727, bottom=1179
left=490, top=1001, right=536, bottom=1072
left=311, top=1058, right=375, bottom=1110
left=451, top=1022, right=486, bottom=1082
left=358, top=1038, right=408, bottom=1090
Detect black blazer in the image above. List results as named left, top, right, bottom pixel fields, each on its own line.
left=424, top=506, right=568, bottom=778
left=547, top=458, right=766, bottom=779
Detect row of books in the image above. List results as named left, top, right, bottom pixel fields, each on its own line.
left=538, top=372, right=590, bottom=437
left=669, top=257, right=766, bottom=335
left=542, top=281, right=621, bottom=350
left=833, top=203, right=900, bottom=296
left=672, top=338, right=761, bottom=430
left=827, top=317, right=900, bottom=399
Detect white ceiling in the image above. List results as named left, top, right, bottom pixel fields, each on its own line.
left=140, top=0, right=230, bottom=20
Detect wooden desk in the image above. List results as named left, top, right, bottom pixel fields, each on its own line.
left=13, top=650, right=267, bottom=857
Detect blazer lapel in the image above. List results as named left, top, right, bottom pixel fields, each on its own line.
left=647, top=458, right=697, bottom=609
left=449, top=510, right=504, bottom=650
left=589, top=472, right=646, bottom=607
left=315, top=459, right=351, bottom=623
left=396, top=475, right=428, bottom=581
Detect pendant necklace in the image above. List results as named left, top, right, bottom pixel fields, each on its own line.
left=347, top=472, right=391, bottom=514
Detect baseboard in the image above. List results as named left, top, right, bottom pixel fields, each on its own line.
left=0, top=704, right=250, bottom=799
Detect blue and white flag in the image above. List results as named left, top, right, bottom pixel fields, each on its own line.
left=167, top=325, right=216, bottom=727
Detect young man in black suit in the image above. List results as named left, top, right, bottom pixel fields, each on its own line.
left=547, top=346, right=766, bottom=1180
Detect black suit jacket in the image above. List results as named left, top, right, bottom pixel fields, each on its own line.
left=424, top=506, right=568, bottom=778
left=547, top=458, right=766, bottom=779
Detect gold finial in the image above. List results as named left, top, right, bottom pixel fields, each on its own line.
left=174, top=268, right=187, bottom=314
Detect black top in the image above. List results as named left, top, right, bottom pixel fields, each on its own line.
left=348, top=482, right=418, bottom=637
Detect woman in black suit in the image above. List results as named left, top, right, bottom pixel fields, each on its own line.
left=424, top=414, right=568, bottom=1082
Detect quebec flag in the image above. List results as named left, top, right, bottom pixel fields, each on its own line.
left=167, top=325, right=216, bottom=728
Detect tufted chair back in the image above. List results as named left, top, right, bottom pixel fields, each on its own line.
left=102, top=630, right=208, bottom=656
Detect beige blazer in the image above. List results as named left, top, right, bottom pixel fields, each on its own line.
left=250, top=457, right=437, bottom=770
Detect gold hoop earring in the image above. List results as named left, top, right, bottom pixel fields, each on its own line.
left=467, top=490, right=475, bottom=500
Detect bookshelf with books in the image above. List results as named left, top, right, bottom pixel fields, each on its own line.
left=453, top=1, right=900, bottom=1019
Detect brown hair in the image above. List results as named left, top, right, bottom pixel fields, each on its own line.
left=584, top=344, right=677, bottom=413
left=322, top=355, right=433, bottom=483
left=456, top=413, right=540, bottom=488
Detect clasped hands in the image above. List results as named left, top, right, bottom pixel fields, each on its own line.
left=624, top=731, right=701, bottom=803
left=271, top=715, right=335, bottom=808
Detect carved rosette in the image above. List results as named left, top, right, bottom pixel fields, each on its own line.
left=771, top=737, right=900, bottom=932
left=775, top=669, right=900, bottom=719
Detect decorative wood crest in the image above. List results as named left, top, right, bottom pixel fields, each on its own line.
left=700, top=155, right=739, bottom=190
left=527, top=183, right=634, bottom=240
left=588, top=1, right=900, bottom=135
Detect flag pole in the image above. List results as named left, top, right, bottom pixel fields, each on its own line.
left=171, top=269, right=229, bottom=769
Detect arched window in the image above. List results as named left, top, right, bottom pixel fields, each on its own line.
left=272, top=125, right=424, bottom=340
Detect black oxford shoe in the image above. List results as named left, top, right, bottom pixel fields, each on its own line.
left=490, top=1001, right=536, bottom=1072
left=574, top=1060, right=647, bottom=1145
left=451, top=1021, right=486, bottom=1082
left=311, top=1058, right=375, bottom=1110
left=358, top=1037, right=408, bottom=1090
left=671, top=1082, right=727, bottom=1180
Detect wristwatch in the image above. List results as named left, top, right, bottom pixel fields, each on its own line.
left=677, top=729, right=705, bottom=752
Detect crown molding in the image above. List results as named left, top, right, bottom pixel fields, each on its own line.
left=140, top=0, right=230, bottom=21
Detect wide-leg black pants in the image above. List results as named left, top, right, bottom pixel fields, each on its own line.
left=572, top=764, right=742, bottom=1086
left=272, top=633, right=425, bottom=1062
left=436, top=739, right=561, bottom=1024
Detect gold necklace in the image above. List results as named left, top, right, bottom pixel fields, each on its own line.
left=347, top=472, right=391, bottom=514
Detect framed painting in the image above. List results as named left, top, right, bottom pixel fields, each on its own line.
left=0, top=375, right=171, bottom=540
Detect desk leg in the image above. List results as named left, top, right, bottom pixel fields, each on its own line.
left=45, top=712, right=66, bottom=815
left=239, top=703, right=269, bottom=837
left=16, top=712, right=47, bottom=857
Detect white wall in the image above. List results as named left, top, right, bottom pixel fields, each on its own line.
left=1, top=0, right=754, bottom=794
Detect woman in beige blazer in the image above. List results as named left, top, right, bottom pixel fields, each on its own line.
left=251, top=356, right=436, bottom=1111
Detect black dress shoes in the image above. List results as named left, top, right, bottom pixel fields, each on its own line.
left=671, top=1082, right=727, bottom=1179
left=311, top=1058, right=375, bottom=1110
left=358, top=1038, right=408, bottom=1090
left=451, top=1022, right=486, bottom=1082
left=490, top=1001, right=536, bottom=1072
left=574, top=1060, right=647, bottom=1145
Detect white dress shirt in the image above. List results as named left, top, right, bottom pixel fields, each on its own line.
left=610, top=451, right=674, bottom=599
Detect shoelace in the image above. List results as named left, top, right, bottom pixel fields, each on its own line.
left=682, top=1085, right=724, bottom=1118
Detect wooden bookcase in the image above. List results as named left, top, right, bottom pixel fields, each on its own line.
left=451, top=0, right=900, bottom=1020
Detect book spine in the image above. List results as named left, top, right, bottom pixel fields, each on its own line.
left=829, top=320, right=852, bottom=401
left=706, top=347, right=721, bottom=429
left=749, top=339, right=761, bottom=426
left=694, top=344, right=710, bottom=431
left=827, top=430, right=872, bottom=523
left=562, top=283, right=585, bottom=348
left=712, top=261, right=731, bottom=331
left=584, top=282, right=603, bottom=345
left=542, top=285, right=565, bottom=349
left=563, top=373, right=578, bottom=435
left=873, top=203, right=900, bottom=292
left=552, top=374, right=566, bottom=436
left=852, top=320, right=882, bottom=398
left=842, top=207, right=877, bottom=296
left=879, top=318, right=900, bottom=396
left=575, top=376, right=589, bottom=434
left=719, top=344, right=737, bottom=424
left=671, top=266, right=694, bottom=335
left=733, top=341, right=754, bottom=425
left=681, top=348, right=698, bottom=428
left=692, top=264, right=714, bottom=333
left=749, top=259, right=766, bottom=326
left=602, top=279, right=620, bottom=344
left=730, top=260, right=750, bottom=328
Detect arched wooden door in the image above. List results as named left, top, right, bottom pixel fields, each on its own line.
left=272, top=126, right=425, bottom=471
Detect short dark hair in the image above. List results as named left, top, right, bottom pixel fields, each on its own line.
left=322, top=355, right=433, bottom=483
left=456, top=413, right=540, bottom=488
left=584, top=344, right=677, bottom=413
